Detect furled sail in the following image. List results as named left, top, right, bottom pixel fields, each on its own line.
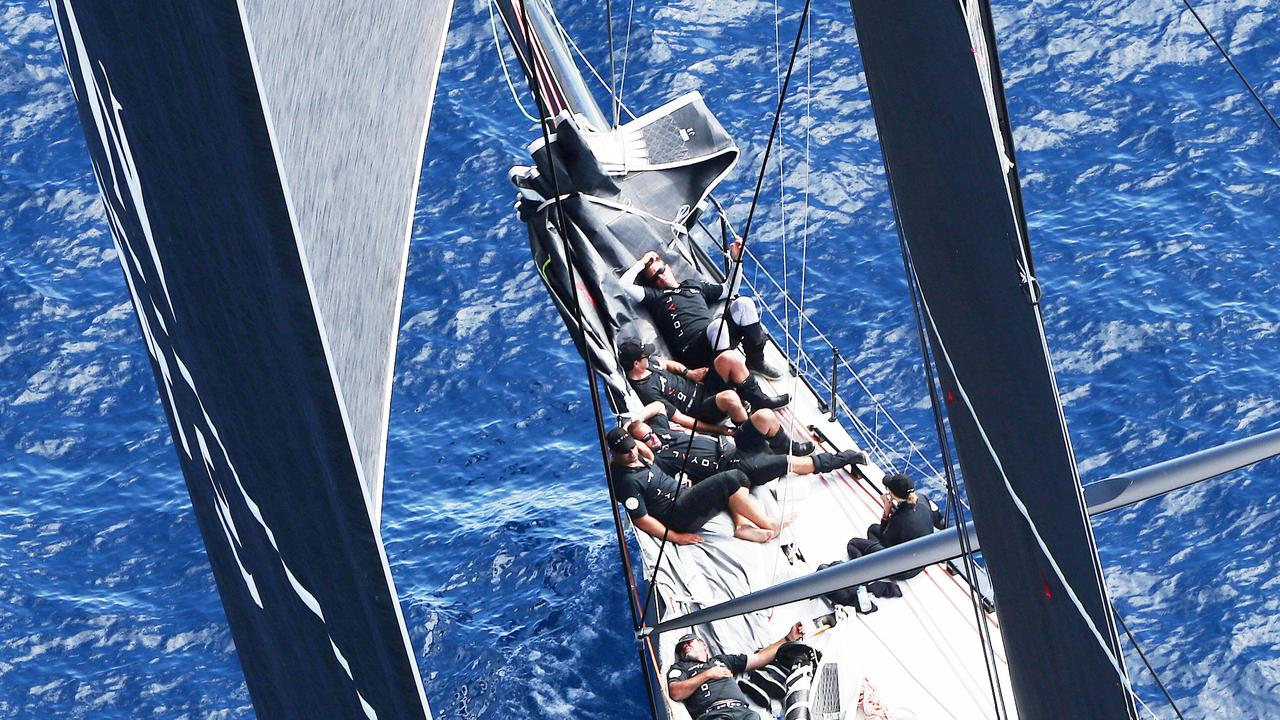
left=48, top=1, right=449, bottom=717
left=848, top=1, right=1137, bottom=718
left=511, top=94, right=739, bottom=406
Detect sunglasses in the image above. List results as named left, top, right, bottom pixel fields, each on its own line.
left=640, top=432, right=655, bottom=443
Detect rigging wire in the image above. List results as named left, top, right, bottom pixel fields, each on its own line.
left=1114, top=606, right=1187, bottom=720
left=1178, top=0, right=1280, bottom=136
left=512, top=3, right=662, bottom=718
left=772, top=0, right=792, bottom=371
left=488, top=0, right=541, bottom=124
left=605, top=0, right=618, bottom=128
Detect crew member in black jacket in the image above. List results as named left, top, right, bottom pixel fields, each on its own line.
left=847, top=473, right=945, bottom=579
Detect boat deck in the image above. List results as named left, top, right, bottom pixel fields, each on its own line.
left=631, top=340, right=1017, bottom=720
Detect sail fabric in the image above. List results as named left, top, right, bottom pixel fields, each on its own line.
left=242, top=0, right=453, bottom=521
left=511, top=92, right=738, bottom=409
left=48, top=2, right=439, bottom=718
left=848, top=2, right=1135, bottom=718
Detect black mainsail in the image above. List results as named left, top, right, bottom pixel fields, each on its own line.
left=849, top=1, right=1136, bottom=717
left=50, top=1, right=449, bottom=717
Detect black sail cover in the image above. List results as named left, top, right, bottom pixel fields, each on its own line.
left=49, top=2, right=438, bottom=718
left=848, top=1, right=1137, bottom=718
left=512, top=94, right=738, bottom=407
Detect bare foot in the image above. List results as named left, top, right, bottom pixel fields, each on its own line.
left=735, top=526, right=778, bottom=543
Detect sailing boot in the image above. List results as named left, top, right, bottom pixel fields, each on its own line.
left=812, top=449, right=868, bottom=473
left=736, top=375, right=790, bottom=411
left=733, top=419, right=770, bottom=455
left=741, top=321, right=785, bottom=380
left=766, top=428, right=814, bottom=457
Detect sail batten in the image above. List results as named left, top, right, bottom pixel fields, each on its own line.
left=848, top=2, right=1137, bottom=717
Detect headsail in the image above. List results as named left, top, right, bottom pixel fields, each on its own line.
left=849, top=1, right=1137, bottom=717
left=49, top=1, right=448, bottom=717
left=240, top=0, right=453, bottom=522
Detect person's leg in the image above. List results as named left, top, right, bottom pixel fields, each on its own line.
left=791, top=449, right=862, bottom=474
left=756, top=410, right=814, bottom=456
left=866, top=523, right=884, bottom=544
left=726, top=480, right=779, bottom=532
left=666, top=469, right=749, bottom=532
left=736, top=453, right=790, bottom=487
left=728, top=296, right=783, bottom=379
left=714, top=350, right=789, bottom=410
left=711, top=390, right=749, bottom=424
left=847, top=536, right=882, bottom=559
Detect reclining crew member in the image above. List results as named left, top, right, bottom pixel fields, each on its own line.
left=668, top=623, right=806, bottom=720
left=847, top=473, right=946, bottom=580
left=607, top=426, right=782, bottom=544
left=620, top=337, right=788, bottom=437
left=618, top=245, right=788, bottom=411
left=628, top=403, right=866, bottom=487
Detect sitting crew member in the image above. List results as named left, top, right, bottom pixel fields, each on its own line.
left=668, top=622, right=806, bottom=720
left=619, top=338, right=769, bottom=431
left=628, top=404, right=865, bottom=487
left=847, top=473, right=946, bottom=579
left=619, top=246, right=788, bottom=411
left=607, top=426, right=781, bottom=544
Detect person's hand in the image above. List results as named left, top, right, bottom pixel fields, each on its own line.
left=640, top=250, right=660, bottom=265
left=672, top=532, right=704, bottom=545
left=729, top=241, right=743, bottom=262
left=786, top=621, right=805, bottom=642
left=704, top=666, right=733, bottom=680
left=880, top=493, right=893, bottom=512
left=719, top=425, right=736, bottom=437
left=686, top=367, right=709, bottom=383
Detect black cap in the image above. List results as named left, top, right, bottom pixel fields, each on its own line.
left=618, top=339, right=655, bottom=367
left=607, top=426, right=636, bottom=453
left=884, top=473, right=915, bottom=500
left=675, top=633, right=699, bottom=659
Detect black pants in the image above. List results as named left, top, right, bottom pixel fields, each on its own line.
left=664, top=469, right=751, bottom=532
left=847, top=524, right=884, bottom=558
left=729, top=452, right=789, bottom=487
left=847, top=524, right=924, bottom=580
left=698, top=705, right=756, bottom=720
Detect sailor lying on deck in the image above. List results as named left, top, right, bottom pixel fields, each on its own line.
left=619, top=338, right=788, bottom=432
left=847, top=473, right=946, bottom=580
left=627, top=403, right=866, bottom=487
left=607, top=426, right=782, bottom=544
left=668, top=623, right=805, bottom=720
left=619, top=247, right=789, bottom=409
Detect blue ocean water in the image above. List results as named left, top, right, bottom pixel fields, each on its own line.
left=2, top=0, right=1278, bottom=717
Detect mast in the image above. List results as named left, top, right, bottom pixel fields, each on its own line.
left=49, top=1, right=449, bottom=717
left=493, top=0, right=609, bottom=129
left=846, top=2, right=1138, bottom=717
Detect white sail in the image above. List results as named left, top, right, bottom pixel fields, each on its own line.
left=242, top=0, right=454, bottom=523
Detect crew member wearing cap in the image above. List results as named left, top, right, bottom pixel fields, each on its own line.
left=667, top=622, right=805, bottom=720
left=617, top=251, right=790, bottom=410
left=627, top=404, right=864, bottom=487
left=619, top=338, right=756, bottom=432
left=846, top=473, right=946, bottom=579
left=607, top=426, right=783, bottom=544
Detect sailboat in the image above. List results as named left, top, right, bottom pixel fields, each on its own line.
left=45, top=0, right=1277, bottom=718
left=491, top=1, right=1280, bottom=719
